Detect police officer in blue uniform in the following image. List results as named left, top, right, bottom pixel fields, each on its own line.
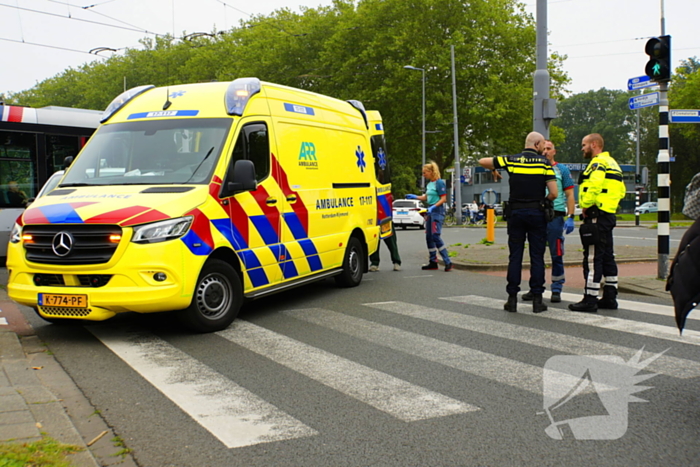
left=479, top=132, right=558, bottom=313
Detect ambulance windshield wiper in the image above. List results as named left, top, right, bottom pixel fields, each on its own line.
left=60, top=183, right=105, bottom=187
left=182, top=146, right=215, bottom=184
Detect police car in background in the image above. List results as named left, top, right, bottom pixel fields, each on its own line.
left=392, top=199, right=425, bottom=229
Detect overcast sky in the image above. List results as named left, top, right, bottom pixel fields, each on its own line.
left=1, top=0, right=699, bottom=98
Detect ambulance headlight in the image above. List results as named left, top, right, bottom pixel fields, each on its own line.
left=10, top=223, right=21, bottom=244
left=131, top=217, right=193, bottom=244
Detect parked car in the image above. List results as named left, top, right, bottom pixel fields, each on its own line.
left=635, top=201, right=658, bottom=214
left=392, top=199, right=425, bottom=229
left=574, top=204, right=583, bottom=216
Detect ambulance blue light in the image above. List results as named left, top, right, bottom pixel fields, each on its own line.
left=225, top=78, right=261, bottom=116
left=347, top=99, right=369, bottom=129
left=101, top=85, right=155, bottom=123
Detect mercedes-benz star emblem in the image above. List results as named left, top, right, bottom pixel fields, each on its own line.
left=52, top=231, right=74, bottom=256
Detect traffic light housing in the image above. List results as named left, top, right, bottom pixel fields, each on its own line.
left=635, top=173, right=641, bottom=184
left=645, top=35, right=671, bottom=82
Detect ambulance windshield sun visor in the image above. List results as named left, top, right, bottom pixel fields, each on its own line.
left=60, top=118, right=230, bottom=187
left=225, top=78, right=261, bottom=116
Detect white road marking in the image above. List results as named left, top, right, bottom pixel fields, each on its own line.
left=443, top=295, right=700, bottom=347
left=552, top=291, right=690, bottom=321
left=284, top=307, right=545, bottom=394
left=88, top=325, right=317, bottom=449
left=218, top=321, right=477, bottom=421
left=615, top=235, right=680, bottom=243
left=363, top=300, right=700, bottom=379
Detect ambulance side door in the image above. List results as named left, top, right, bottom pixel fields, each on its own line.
left=220, top=118, right=283, bottom=291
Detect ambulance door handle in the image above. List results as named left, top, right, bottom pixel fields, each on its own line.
left=266, top=197, right=278, bottom=205
left=286, top=195, right=298, bottom=203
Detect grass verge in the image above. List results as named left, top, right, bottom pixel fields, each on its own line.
left=0, top=437, right=82, bottom=467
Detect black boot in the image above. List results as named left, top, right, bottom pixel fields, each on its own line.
left=598, top=285, right=618, bottom=309
left=503, top=294, right=517, bottom=312
left=532, top=294, right=548, bottom=313
left=569, top=295, right=598, bottom=313
left=421, top=261, right=438, bottom=270
left=521, top=292, right=534, bottom=301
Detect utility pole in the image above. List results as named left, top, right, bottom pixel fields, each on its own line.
left=533, top=0, right=556, bottom=137
left=451, top=45, right=462, bottom=224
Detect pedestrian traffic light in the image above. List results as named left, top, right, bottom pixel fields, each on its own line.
left=635, top=173, right=641, bottom=184
left=645, top=35, right=671, bottom=82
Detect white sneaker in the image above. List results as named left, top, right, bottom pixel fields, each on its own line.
left=393, top=264, right=401, bottom=271
left=369, top=265, right=379, bottom=272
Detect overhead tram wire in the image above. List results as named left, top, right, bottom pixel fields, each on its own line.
left=43, top=0, right=148, bottom=32
left=0, top=36, right=104, bottom=56
left=0, top=2, right=163, bottom=37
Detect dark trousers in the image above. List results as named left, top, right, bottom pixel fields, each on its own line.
left=506, top=208, right=547, bottom=295
left=582, top=212, right=617, bottom=298
left=370, top=226, right=401, bottom=266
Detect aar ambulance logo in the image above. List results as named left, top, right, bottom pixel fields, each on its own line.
left=298, top=142, right=318, bottom=169
left=540, top=348, right=666, bottom=440
left=356, top=146, right=366, bottom=172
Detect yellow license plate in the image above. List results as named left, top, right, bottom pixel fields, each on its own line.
left=380, top=221, right=392, bottom=235
left=38, top=293, right=88, bottom=308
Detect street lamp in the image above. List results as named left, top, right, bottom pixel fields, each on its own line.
left=404, top=65, right=426, bottom=190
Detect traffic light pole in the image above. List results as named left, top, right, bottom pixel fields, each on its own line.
left=656, top=0, right=669, bottom=279
left=657, top=82, right=670, bottom=279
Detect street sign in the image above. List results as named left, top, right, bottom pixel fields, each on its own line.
left=481, top=189, right=497, bottom=206
left=628, top=92, right=659, bottom=110
left=627, top=75, right=656, bottom=91
left=669, top=109, right=700, bottom=123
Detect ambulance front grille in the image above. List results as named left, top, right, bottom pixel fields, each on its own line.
left=23, top=225, right=122, bottom=265
left=38, top=306, right=92, bottom=317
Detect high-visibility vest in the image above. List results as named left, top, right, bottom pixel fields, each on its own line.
left=579, top=152, right=626, bottom=213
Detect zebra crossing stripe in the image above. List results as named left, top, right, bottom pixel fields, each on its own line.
left=217, top=321, right=477, bottom=421
left=552, top=291, right=693, bottom=322
left=443, top=295, right=700, bottom=347
left=87, top=325, right=317, bottom=448
left=363, top=300, right=700, bottom=379
left=284, top=307, right=545, bottom=394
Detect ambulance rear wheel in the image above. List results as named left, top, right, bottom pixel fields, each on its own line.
left=335, top=237, right=364, bottom=288
left=180, top=259, right=242, bottom=333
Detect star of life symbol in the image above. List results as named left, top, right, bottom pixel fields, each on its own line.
left=377, top=147, right=387, bottom=170
left=169, top=90, right=186, bottom=99
left=356, top=146, right=366, bottom=172
left=540, top=348, right=667, bottom=440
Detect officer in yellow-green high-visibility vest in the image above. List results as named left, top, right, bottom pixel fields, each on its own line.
left=569, top=133, right=626, bottom=313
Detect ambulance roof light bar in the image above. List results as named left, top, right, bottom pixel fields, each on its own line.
left=100, top=85, right=155, bottom=123
left=225, top=78, right=262, bottom=116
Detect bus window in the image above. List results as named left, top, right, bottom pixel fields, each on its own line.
left=0, top=131, right=37, bottom=206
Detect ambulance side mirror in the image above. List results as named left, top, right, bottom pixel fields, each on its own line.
left=225, top=159, right=257, bottom=195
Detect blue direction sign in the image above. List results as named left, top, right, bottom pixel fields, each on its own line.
left=627, top=75, right=656, bottom=91
left=629, top=92, right=659, bottom=110
left=670, top=109, right=700, bottom=123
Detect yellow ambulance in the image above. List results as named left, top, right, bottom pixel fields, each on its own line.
left=6, top=78, right=393, bottom=332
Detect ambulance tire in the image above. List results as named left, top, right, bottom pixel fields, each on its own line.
left=335, top=237, right=364, bottom=288
left=180, top=259, right=242, bottom=333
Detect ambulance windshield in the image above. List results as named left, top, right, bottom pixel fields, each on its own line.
left=60, top=118, right=230, bottom=186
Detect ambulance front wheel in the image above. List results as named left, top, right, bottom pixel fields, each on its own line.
left=180, top=259, right=242, bottom=333
left=335, top=237, right=364, bottom=288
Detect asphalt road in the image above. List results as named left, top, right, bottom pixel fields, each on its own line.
left=13, top=228, right=700, bottom=467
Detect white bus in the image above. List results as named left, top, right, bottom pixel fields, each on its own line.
left=1, top=104, right=102, bottom=258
